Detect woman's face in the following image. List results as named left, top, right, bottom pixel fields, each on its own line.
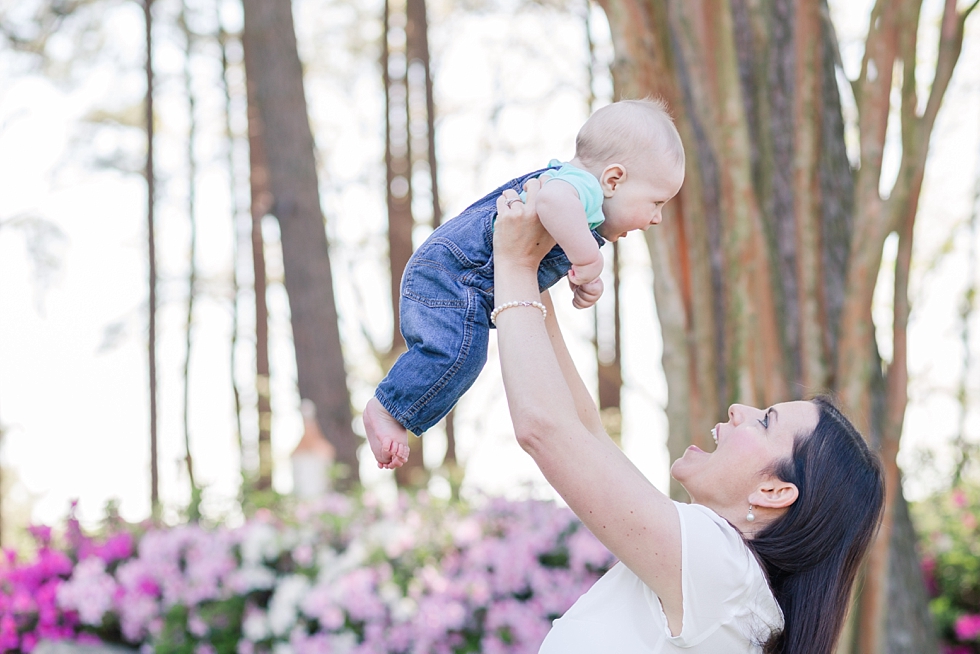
left=670, top=401, right=818, bottom=510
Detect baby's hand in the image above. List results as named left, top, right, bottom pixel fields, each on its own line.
left=570, top=276, right=603, bottom=309
left=568, top=256, right=603, bottom=286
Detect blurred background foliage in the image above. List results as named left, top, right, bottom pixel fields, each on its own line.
left=915, top=481, right=980, bottom=653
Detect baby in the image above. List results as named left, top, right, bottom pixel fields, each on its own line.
left=365, top=98, right=685, bottom=469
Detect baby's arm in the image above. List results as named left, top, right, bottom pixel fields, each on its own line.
left=535, top=179, right=603, bottom=286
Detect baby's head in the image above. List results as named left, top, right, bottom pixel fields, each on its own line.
left=575, top=98, right=684, bottom=171
left=574, top=99, right=685, bottom=241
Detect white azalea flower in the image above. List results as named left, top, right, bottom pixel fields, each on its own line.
left=228, top=565, right=276, bottom=593
left=268, top=575, right=311, bottom=636
left=242, top=609, right=270, bottom=642
left=241, top=522, right=280, bottom=565
left=378, top=581, right=401, bottom=605
left=392, top=597, right=418, bottom=623
left=330, top=632, right=358, bottom=653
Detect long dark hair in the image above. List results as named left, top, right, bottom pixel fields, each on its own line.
left=747, top=396, right=885, bottom=654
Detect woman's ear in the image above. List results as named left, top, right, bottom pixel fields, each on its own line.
left=749, top=479, right=799, bottom=510
left=599, top=164, right=626, bottom=198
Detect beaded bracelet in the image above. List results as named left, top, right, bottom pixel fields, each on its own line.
left=491, top=300, right=548, bottom=325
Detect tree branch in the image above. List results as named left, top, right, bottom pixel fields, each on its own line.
left=887, top=0, right=965, bottom=230
left=852, top=0, right=885, bottom=110
left=881, top=0, right=923, bottom=224
left=918, top=0, right=967, bottom=142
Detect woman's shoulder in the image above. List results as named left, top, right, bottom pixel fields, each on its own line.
left=669, top=501, right=783, bottom=646
left=674, top=500, right=765, bottom=583
left=674, top=502, right=741, bottom=541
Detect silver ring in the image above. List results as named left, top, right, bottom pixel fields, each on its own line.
left=506, top=198, right=522, bottom=208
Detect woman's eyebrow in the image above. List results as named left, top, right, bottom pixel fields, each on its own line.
left=769, top=407, right=779, bottom=423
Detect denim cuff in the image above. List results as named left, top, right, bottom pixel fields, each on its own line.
left=374, top=387, right=425, bottom=436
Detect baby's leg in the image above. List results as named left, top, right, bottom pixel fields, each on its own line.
left=370, top=289, right=490, bottom=469
left=364, top=397, right=410, bottom=469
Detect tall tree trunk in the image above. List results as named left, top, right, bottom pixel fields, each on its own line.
left=216, top=11, right=247, bottom=484
left=143, top=0, right=159, bottom=516
left=179, top=2, right=199, bottom=510
left=595, top=242, right=623, bottom=442
left=242, top=39, right=274, bottom=492
left=594, top=0, right=975, bottom=650
left=383, top=0, right=414, bottom=357
left=952, top=125, right=980, bottom=483
left=386, top=0, right=442, bottom=488
left=585, top=2, right=625, bottom=444
left=241, top=0, right=359, bottom=485
left=383, top=0, right=423, bottom=488
left=421, top=0, right=454, bottom=474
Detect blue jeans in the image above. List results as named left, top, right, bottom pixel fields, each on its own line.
left=375, top=166, right=605, bottom=434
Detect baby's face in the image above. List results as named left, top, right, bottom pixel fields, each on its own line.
left=597, top=159, right=684, bottom=242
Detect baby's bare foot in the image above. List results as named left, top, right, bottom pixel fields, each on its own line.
left=364, top=397, right=410, bottom=469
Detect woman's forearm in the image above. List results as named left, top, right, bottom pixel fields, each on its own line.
left=494, top=265, right=582, bottom=446
left=539, top=291, right=608, bottom=441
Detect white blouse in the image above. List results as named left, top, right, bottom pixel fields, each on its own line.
left=539, top=502, right=783, bottom=653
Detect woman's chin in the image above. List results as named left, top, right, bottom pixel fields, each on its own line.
left=671, top=446, right=709, bottom=481
left=669, top=457, right=691, bottom=482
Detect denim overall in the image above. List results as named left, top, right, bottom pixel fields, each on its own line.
left=375, top=166, right=606, bottom=434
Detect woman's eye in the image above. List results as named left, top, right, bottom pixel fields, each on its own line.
left=758, top=411, right=771, bottom=428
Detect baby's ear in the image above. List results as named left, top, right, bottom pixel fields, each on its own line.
left=599, top=164, right=626, bottom=197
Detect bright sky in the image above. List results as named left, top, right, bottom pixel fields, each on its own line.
left=0, top=0, right=977, bottom=533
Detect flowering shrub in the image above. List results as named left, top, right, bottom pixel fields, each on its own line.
left=914, top=481, right=980, bottom=654
left=0, top=505, right=135, bottom=653
left=2, top=493, right=614, bottom=653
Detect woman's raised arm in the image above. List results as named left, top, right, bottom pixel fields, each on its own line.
left=492, top=182, right=685, bottom=633
left=538, top=289, right=607, bottom=442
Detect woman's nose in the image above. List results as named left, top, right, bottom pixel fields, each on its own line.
left=728, top=404, right=746, bottom=425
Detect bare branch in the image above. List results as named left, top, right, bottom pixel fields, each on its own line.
left=887, top=0, right=967, bottom=229
left=917, top=0, right=969, bottom=142
left=881, top=0, right=923, bottom=222
left=897, top=1, right=920, bottom=132
left=856, top=0, right=902, bottom=177
left=0, top=0, right=104, bottom=57
left=853, top=0, right=887, bottom=111
left=0, top=213, right=69, bottom=311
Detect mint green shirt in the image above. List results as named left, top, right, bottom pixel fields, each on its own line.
left=509, top=160, right=606, bottom=229
left=539, top=159, right=606, bottom=229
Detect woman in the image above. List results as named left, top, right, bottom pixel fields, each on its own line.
left=490, top=179, right=884, bottom=654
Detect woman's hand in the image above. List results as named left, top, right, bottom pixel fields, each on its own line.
left=494, top=177, right=556, bottom=272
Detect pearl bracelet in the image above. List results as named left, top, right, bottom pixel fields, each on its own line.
left=491, top=300, right=548, bottom=325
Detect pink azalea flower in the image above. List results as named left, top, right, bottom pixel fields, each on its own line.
left=27, top=525, right=53, bottom=547
left=954, top=613, right=980, bottom=641
left=94, top=532, right=135, bottom=564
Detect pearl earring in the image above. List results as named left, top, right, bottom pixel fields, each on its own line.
left=746, top=505, right=755, bottom=522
